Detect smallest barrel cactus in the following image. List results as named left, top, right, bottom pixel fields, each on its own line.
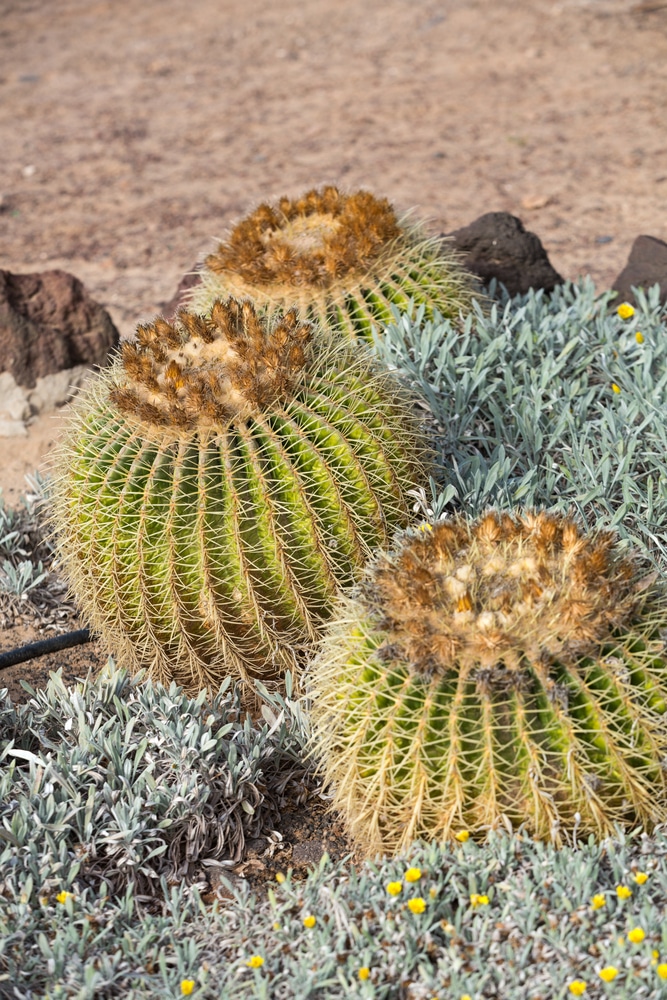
left=309, top=511, right=667, bottom=855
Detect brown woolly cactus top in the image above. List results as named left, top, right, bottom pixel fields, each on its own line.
left=109, top=298, right=312, bottom=430
left=363, top=511, right=654, bottom=677
left=205, top=186, right=402, bottom=289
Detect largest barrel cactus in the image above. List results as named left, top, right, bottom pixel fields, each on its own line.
left=50, top=298, right=428, bottom=693
left=192, top=186, right=478, bottom=341
left=310, top=511, right=667, bottom=854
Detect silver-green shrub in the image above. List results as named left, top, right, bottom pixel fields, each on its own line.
left=374, top=280, right=667, bottom=567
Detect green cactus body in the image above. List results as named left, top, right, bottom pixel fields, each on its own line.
left=309, top=512, right=667, bottom=854
left=192, top=186, right=478, bottom=341
left=51, top=300, right=428, bottom=693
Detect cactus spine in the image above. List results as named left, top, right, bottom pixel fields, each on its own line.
left=50, top=299, right=428, bottom=693
left=309, top=512, right=667, bottom=855
left=192, top=186, right=478, bottom=341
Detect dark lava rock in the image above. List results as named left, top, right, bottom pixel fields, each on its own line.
left=160, top=263, right=202, bottom=320
left=447, top=212, right=563, bottom=297
left=0, top=269, right=119, bottom=389
left=611, top=235, right=667, bottom=307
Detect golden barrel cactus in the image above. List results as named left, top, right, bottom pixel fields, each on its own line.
left=310, top=511, right=667, bottom=854
left=191, top=186, right=478, bottom=340
left=50, top=299, right=428, bottom=693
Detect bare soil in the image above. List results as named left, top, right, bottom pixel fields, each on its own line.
left=1, top=0, right=667, bottom=877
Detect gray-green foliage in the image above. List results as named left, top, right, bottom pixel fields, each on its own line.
left=0, top=479, right=48, bottom=599
left=0, top=666, right=309, bottom=914
left=374, top=280, right=667, bottom=566
left=2, top=767, right=667, bottom=999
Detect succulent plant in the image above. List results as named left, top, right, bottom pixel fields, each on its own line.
left=50, top=298, right=428, bottom=693
left=310, top=510, right=667, bottom=855
left=191, top=185, right=478, bottom=340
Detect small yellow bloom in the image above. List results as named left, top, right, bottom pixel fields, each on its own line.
left=568, top=982, right=587, bottom=997
left=616, top=885, right=632, bottom=900
left=405, top=867, right=422, bottom=883
left=657, top=964, right=667, bottom=979
left=633, top=871, right=648, bottom=885
left=408, top=897, right=426, bottom=914
left=39, top=896, right=49, bottom=906
left=429, top=886, right=438, bottom=899
left=599, top=966, right=619, bottom=983
left=469, top=893, right=489, bottom=907
left=387, top=881, right=402, bottom=896
left=419, top=523, right=433, bottom=533
left=617, top=302, right=635, bottom=319
left=180, top=982, right=195, bottom=997
left=275, top=872, right=285, bottom=884
left=591, top=893, right=606, bottom=910
left=272, top=921, right=280, bottom=931
left=460, top=995, right=472, bottom=1000
left=653, top=950, right=660, bottom=959
left=455, top=830, right=470, bottom=843
left=635, top=331, right=644, bottom=344
left=358, top=967, right=370, bottom=981
left=245, top=955, right=264, bottom=969
left=611, top=383, right=621, bottom=394
left=628, top=927, right=645, bottom=944
left=56, top=891, right=73, bottom=905
left=303, top=914, right=316, bottom=928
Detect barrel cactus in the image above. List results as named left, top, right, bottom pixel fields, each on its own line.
left=50, top=298, right=428, bottom=693
left=309, top=511, right=667, bottom=854
left=191, top=186, right=478, bottom=341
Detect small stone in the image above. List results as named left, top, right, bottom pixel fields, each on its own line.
left=446, top=212, right=563, bottom=296
left=611, top=235, right=667, bottom=307
left=291, top=840, right=325, bottom=866
left=160, top=263, right=203, bottom=320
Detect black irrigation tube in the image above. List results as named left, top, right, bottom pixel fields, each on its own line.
left=0, top=629, right=92, bottom=670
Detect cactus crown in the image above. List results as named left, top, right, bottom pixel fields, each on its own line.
left=205, top=186, right=402, bottom=290
left=109, top=299, right=312, bottom=430
left=364, top=511, right=650, bottom=679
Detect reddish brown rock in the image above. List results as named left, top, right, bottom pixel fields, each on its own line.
left=0, top=269, right=119, bottom=389
left=447, top=212, right=563, bottom=297
left=160, top=263, right=202, bottom=320
left=611, top=235, right=667, bottom=307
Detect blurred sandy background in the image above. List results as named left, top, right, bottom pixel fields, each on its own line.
left=1, top=0, right=666, bottom=500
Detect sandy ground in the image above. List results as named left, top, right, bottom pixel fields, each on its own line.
left=1, top=0, right=667, bottom=498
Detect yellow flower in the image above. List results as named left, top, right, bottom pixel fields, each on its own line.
left=460, top=995, right=473, bottom=1000
left=180, top=982, right=195, bottom=997
left=245, top=955, right=264, bottom=969
left=408, top=897, right=426, bottom=914
left=272, top=921, right=280, bottom=931
left=429, top=886, right=438, bottom=899
left=303, top=914, right=316, bottom=928
left=616, top=885, right=632, bottom=899
left=617, top=302, right=635, bottom=319
left=275, top=872, right=285, bottom=883
left=419, top=523, right=433, bottom=533
left=591, top=893, right=606, bottom=910
left=611, top=383, right=621, bottom=394
left=657, top=964, right=667, bottom=979
left=405, top=867, right=422, bottom=883
left=568, top=982, right=587, bottom=996
left=358, top=967, right=370, bottom=981
left=469, top=893, right=489, bottom=907
left=56, top=891, right=73, bottom=905
left=633, top=871, right=648, bottom=885
left=636, top=331, right=644, bottom=344
left=387, top=881, right=402, bottom=896
left=628, top=927, right=645, bottom=944
left=599, top=966, right=619, bottom=983
left=455, top=830, right=470, bottom=843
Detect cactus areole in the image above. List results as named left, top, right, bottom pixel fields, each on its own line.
left=51, top=299, right=428, bottom=693
left=310, top=512, right=667, bottom=853
left=194, top=186, right=477, bottom=340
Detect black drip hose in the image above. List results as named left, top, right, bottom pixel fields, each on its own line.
left=0, top=629, right=92, bottom=670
